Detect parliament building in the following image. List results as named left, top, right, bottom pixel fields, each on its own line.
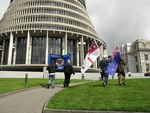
left=0, top=0, right=107, bottom=72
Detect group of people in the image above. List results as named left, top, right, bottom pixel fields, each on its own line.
left=46, top=55, right=127, bottom=89
left=46, top=60, right=75, bottom=89
left=99, top=55, right=126, bottom=87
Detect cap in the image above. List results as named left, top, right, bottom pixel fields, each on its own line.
left=103, top=55, right=107, bottom=58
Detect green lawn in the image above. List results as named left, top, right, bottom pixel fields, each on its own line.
left=47, top=78, right=150, bottom=112
left=0, top=78, right=149, bottom=112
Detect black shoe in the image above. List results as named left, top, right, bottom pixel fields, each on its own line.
left=122, top=83, right=125, bottom=85
left=103, top=82, right=106, bottom=87
left=47, top=84, right=50, bottom=89
left=63, top=83, right=66, bottom=87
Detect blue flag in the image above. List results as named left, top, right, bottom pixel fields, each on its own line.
left=48, top=54, right=71, bottom=70
left=104, top=45, right=121, bottom=76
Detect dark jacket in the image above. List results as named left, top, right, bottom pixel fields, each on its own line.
left=46, top=64, right=58, bottom=74
left=117, top=59, right=126, bottom=72
left=63, top=63, right=75, bottom=74
left=99, top=58, right=109, bottom=70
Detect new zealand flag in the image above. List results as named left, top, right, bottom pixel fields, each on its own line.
left=104, top=45, right=121, bottom=76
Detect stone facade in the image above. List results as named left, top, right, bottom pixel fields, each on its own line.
left=121, top=39, right=150, bottom=73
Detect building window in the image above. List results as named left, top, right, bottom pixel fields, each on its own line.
left=135, top=56, right=138, bottom=62
left=146, top=64, right=149, bottom=71
left=134, top=45, right=136, bottom=49
left=144, top=54, right=148, bottom=60
left=0, top=51, right=2, bottom=65
left=48, top=37, right=61, bottom=55
left=67, top=40, right=76, bottom=65
left=136, top=65, right=139, bottom=72
left=3, top=39, right=9, bottom=65
left=16, top=37, right=27, bottom=64
left=31, top=37, right=46, bottom=64
left=0, top=40, right=3, bottom=65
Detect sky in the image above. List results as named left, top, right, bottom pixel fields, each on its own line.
left=0, top=0, right=150, bottom=54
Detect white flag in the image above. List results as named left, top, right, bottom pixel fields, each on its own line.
left=81, top=40, right=100, bottom=73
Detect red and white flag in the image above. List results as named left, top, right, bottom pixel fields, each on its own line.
left=81, top=40, right=100, bottom=73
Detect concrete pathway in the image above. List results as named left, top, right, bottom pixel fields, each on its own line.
left=0, top=84, right=67, bottom=113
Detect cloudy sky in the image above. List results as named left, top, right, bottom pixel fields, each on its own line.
left=0, top=0, right=150, bottom=54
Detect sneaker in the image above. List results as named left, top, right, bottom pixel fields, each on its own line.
left=122, top=83, right=125, bottom=85
left=103, top=82, right=106, bottom=87
left=47, top=84, right=50, bottom=89
left=63, top=83, right=66, bottom=87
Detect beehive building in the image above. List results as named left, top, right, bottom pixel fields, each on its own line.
left=0, top=0, right=107, bottom=72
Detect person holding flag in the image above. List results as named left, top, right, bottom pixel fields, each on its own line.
left=81, top=40, right=100, bottom=73
left=99, top=55, right=110, bottom=87
left=104, top=45, right=121, bottom=76
left=99, top=45, right=121, bottom=87
left=117, top=58, right=126, bottom=85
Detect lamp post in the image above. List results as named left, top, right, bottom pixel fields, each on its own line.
left=78, top=41, right=86, bottom=79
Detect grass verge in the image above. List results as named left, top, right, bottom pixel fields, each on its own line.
left=47, top=78, right=150, bottom=112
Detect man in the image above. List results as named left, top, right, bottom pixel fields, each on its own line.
left=99, top=55, right=109, bottom=87
left=117, top=58, right=126, bottom=85
left=63, top=60, right=75, bottom=87
left=46, top=60, right=58, bottom=88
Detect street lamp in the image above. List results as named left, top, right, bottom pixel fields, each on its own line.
left=78, top=41, right=86, bottom=79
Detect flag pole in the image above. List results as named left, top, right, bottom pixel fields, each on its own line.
left=81, top=36, right=85, bottom=79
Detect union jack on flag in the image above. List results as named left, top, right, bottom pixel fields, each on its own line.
left=112, top=45, right=120, bottom=58
left=87, top=41, right=99, bottom=55
left=104, top=45, right=121, bottom=76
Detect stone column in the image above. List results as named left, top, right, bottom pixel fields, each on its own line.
left=26, top=30, right=30, bottom=64
left=0, top=40, right=5, bottom=65
left=103, top=48, right=108, bottom=56
left=45, top=30, right=49, bottom=64
left=62, top=32, right=67, bottom=55
left=100, top=44, right=104, bottom=60
left=12, top=37, right=17, bottom=64
left=8, top=32, right=14, bottom=65
left=76, top=40, right=80, bottom=66
left=28, top=36, right=32, bottom=64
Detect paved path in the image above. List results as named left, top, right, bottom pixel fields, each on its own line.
left=0, top=83, right=78, bottom=113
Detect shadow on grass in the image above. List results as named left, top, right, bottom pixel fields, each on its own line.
left=39, top=83, right=47, bottom=88
left=86, top=83, right=124, bottom=87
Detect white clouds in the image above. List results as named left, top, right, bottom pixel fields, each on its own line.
left=0, top=0, right=9, bottom=19
left=86, top=0, right=150, bottom=53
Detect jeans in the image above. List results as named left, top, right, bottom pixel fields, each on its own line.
left=49, top=74, right=55, bottom=88
left=102, top=70, right=109, bottom=85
